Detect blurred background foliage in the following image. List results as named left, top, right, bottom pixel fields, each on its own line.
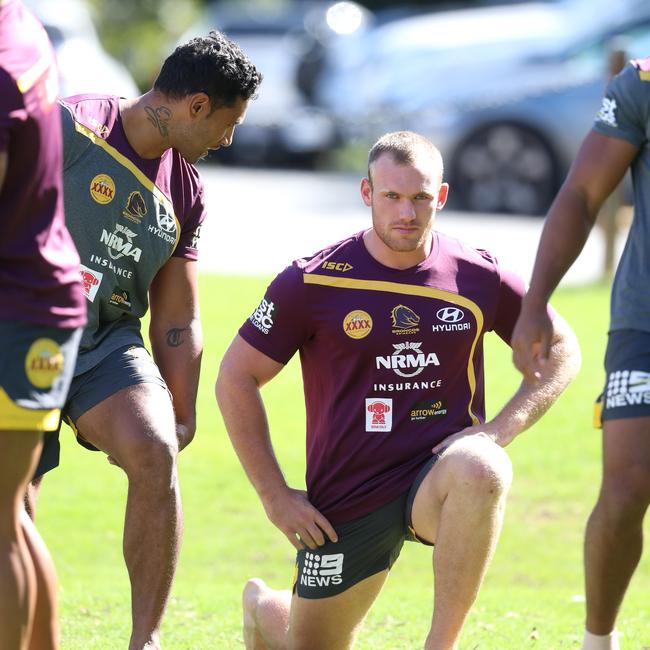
left=85, top=0, right=201, bottom=89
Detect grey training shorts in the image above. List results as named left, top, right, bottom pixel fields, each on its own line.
left=595, top=329, right=650, bottom=427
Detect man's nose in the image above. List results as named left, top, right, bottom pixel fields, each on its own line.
left=398, top=199, right=416, bottom=220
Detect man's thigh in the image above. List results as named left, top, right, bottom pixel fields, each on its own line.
left=75, top=383, right=176, bottom=469
left=0, top=431, right=42, bottom=499
left=288, top=571, right=388, bottom=650
left=599, top=329, right=650, bottom=489
left=33, top=345, right=173, bottom=477
left=602, top=418, right=650, bottom=493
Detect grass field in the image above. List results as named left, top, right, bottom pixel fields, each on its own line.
left=38, top=275, right=650, bottom=649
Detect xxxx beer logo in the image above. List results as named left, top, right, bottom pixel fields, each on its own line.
left=90, top=174, right=115, bottom=205
left=24, top=338, right=64, bottom=389
left=343, top=310, right=373, bottom=340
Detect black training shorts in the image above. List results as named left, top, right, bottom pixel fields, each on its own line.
left=293, top=452, right=441, bottom=599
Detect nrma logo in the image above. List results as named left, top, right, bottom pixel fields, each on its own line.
left=100, top=224, right=142, bottom=262
left=375, top=342, right=440, bottom=378
left=300, top=552, right=343, bottom=587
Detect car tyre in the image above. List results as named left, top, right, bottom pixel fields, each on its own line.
left=451, top=122, right=560, bottom=215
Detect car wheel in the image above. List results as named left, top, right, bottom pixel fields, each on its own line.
left=451, top=123, right=559, bottom=215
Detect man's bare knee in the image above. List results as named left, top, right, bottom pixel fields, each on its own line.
left=445, top=438, right=513, bottom=498
left=599, top=468, right=650, bottom=525
left=119, top=431, right=178, bottom=487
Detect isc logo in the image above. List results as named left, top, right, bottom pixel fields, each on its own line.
left=322, top=261, right=353, bottom=272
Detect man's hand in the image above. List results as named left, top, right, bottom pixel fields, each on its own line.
left=175, top=422, right=195, bottom=452
left=262, top=486, right=338, bottom=551
left=511, top=304, right=554, bottom=383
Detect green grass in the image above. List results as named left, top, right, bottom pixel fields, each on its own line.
left=37, top=276, right=650, bottom=649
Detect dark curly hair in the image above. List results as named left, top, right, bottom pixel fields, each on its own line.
left=154, top=29, right=262, bottom=111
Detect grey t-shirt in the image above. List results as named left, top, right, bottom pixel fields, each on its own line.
left=60, top=95, right=206, bottom=374
left=593, top=57, right=650, bottom=332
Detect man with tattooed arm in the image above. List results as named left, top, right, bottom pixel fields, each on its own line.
left=28, top=31, right=261, bottom=650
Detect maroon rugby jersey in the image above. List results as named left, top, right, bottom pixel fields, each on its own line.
left=0, top=0, right=85, bottom=327
left=240, top=230, right=526, bottom=525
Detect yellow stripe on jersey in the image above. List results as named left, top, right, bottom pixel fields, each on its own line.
left=0, top=387, right=60, bottom=432
left=16, top=52, right=51, bottom=93
left=639, top=71, right=650, bottom=82
left=70, top=117, right=182, bottom=250
left=303, top=273, right=484, bottom=425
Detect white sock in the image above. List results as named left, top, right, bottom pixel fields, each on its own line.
left=581, top=629, right=620, bottom=650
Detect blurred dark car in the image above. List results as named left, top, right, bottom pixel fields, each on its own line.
left=315, top=0, right=650, bottom=214
left=178, top=0, right=372, bottom=167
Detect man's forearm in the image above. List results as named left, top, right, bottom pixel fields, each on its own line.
left=216, top=373, right=289, bottom=503
left=526, top=186, right=598, bottom=306
left=492, top=321, right=581, bottom=444
left=150, top=317, right=203, bottom=445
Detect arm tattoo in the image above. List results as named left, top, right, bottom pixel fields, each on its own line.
left=144, top=105, right=172, bottom=138
left=166, top=327, right=188, bottom=347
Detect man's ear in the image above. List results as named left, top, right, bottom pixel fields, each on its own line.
left=437, top=182, right=449, bottom=210
left=360, top=177, right=373, bottom=207
left=188, top=92, right=210, bottom=118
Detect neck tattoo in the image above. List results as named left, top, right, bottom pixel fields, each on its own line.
left=144, top=105, right=172, bottom=138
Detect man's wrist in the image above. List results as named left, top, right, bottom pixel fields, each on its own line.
left=258, top=481, right=291, bottom=506
left=521, top=291, right=551, bottom=313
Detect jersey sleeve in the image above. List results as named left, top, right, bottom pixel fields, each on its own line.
left=0, top=70, right=22, bottom=152
left=592, top=60, right=650, bottom=148
left=59, top=101, right=90, bottom=170
left=238, top=264, right=310, bottom=364
left=172, top=175, right=206, bottom=262
left=490, top=261, right=556, bottom=345
left=491, top=265, right=527, bottom=345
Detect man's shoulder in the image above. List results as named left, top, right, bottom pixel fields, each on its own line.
left=294, top=231, right=364, bottom=275
left=60, top=94, right=120, bottom=139
left=437, top=231, right=499, bottom=271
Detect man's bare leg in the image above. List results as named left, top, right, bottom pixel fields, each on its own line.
left=243, top=578, right=290, bottom=650
left=581, top=417, right=650, bottom=649
left=0, top=431, right=44, bottom=650
left=21, top=510, right=58, bottom=650
left=75, top=383, right=181, bottom=650
left=412, top=437, right=513, bottom=650
left=242, top=571, right=387, bottom=650
left=24, top=476, right=43, bottom=523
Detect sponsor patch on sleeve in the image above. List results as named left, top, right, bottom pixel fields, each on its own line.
left=250, top=297, right=276, bottom=334
left=595, top=96, right=618, bottom=128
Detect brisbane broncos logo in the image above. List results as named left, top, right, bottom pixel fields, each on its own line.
left=391, top=304, right=420, bottom=334
left=122, top=191, right=147, bottom=224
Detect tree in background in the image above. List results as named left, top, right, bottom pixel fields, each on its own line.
left=86, top=0, right=200, bottom=90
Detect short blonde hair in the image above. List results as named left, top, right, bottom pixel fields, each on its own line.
left=368, top=131, right=443, bottom=183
